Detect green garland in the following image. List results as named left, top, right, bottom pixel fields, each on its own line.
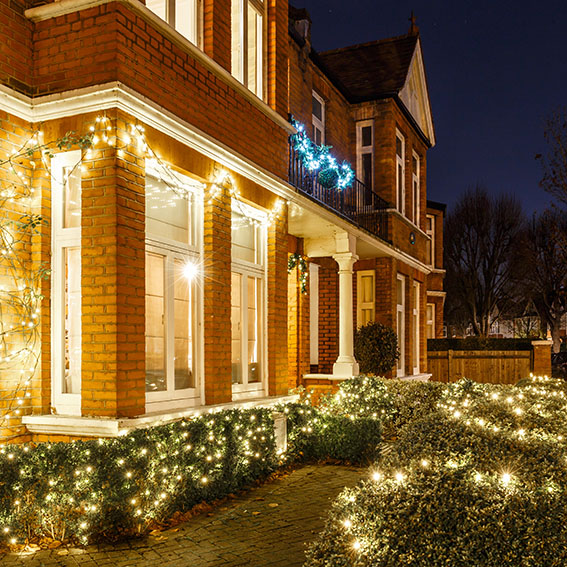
left=288, top=253, right=308, bottom=294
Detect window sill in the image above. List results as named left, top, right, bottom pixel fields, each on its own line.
left=22, top=393, right=299, bottom=438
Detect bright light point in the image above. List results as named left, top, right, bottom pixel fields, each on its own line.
left=201, top=476, right=208, bottom=484
left=183, top=262, right=199, bottom=281
left=395, top=472, right=405, bottom=482
left=420, top=459, right=429, bottom=468
left=474, top=472, right=482, bottom=482
left=353, top=540, right=361, bottom=551
left=501, top=473, right=511, bottom=485
left=454, top=410, right=461, bottom=418
left=343, top=519, right=352, bottom=529
left=514, top=408, right=523, bottom=415
left=372, top=471, right=382, bottom=481
left=80, top=522, right=87, bottom=529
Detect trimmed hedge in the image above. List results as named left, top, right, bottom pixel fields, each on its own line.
left=305, top=376, right=567, bottom=566
left=0, top=408, right=277, bottom=545
left=428, top=337, right=533, bottom=351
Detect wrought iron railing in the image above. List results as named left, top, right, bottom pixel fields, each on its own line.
left=288, top=141, right=391, bottom=243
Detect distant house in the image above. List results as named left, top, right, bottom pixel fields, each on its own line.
left=0, top=0, right=443, bottom=443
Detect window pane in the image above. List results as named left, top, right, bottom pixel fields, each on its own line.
left=146, top=176, right=191, bottom=244
left=232, top=211, right=256, bottom=263
left=361, top=126, right=372, bottom=148
left=398, top=164, right=404, bottom=207
left=412, top=155, right=418, bottom=174
left=231, top=0, right=242, bottom=82
left=146, top=253, right=166, bottom=392
left=231, top=272, right=242, bottom=384
left=312, top=96, right=322, bottom=121
left=397, top=277, right=404, bottom=305
left=176, top=0, right=197, bottom=43
left=63, top=166, right=81, bottom=229
left=361, top=274, right=373, bottom=303
left=64, top=247, right=81, bottom=394
left=146, top=0, right=166, bottom=20
left=247, top=5, right=262, bottom=96
left=174, top=260, right=194, bottom=390
left=362, top=153, right=372, bottom=189
left=247, top=276, right=261, bottom=383
left=396, top=136, right=403, bottom=157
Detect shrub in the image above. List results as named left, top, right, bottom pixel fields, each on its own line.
left=354, top=322, right=399, bottom=374
left=0, top=408, right=277, bottom=545
left=305, top=376, right=567, bottom=566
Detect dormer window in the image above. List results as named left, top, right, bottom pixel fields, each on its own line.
left=146, top=0, right=202, bottom=45
left=312, top=91, right=325, bottom=145
left=231, top=0, right=264, bottom=99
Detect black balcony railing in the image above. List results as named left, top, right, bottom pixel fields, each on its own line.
left=288, top=141, right=390, bottom=243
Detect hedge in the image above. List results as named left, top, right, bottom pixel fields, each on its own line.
left=305, top=376, right=567, bottom=566
left=0, top=408, right=277, bottom=545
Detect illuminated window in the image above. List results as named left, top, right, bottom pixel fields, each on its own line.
left=412, top=151, right=420, bottom=225
left=426, top=303, right=435, bottom=339
left=231, top=0, right=264, bottom=99
left=357, top=121, right=374, bottom=205
left=426, top=214, right=435, bottom=267
left=396, top=274, right=405, bottom=377
left=396, top=131, right=405, bottom=215
left=231, top=202, right=266, bottom=398
left=145, top=164, right=204, bottom=411
left=52, top=151, right=82, bottom=415
left=146, top=0, right=202, bottom=45
left=312, top=92, right=325, bottom=145
left=357, top=270, right=375, bottom=327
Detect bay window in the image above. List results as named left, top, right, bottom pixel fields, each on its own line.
left=145, top=164, right=204, bottom=411
left=231, top=0, right=264, bottom=99
left=52, top=151, right=82, bottom=415
left=231, top=202, right=266, bottom=398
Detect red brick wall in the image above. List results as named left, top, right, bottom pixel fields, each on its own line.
left=315, top=257, right=338, bottom=374
left=0, top=0, right=34, bottom=94
left=203, top=0, right=231, bottom=71
left=28, top=2, right=289, bottom=180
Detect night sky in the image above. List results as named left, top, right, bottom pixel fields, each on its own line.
left=298, top=0, right=565, bottom=215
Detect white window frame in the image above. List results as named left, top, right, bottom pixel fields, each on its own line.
left=426, top=302, right=436, bottom=339
left=357, top=269, right=375, bottom=327
left=356, top=120, right=374, bottom=196
left=413, top=281, right=420, bottom=375
left=426, top=214, right=435, bottom=267
left=51, top=150, right=82, bottom=416
left=309, top=263, right=319, bottom=366
left=312, top=91, right=325, bottom=145
left=231, top=199, right=268, bottom=400
left=412, top=150, right=420, bottom=225
left=231, top=0, right=265, bottom=99
left=396, top=274, right=406, bottom=377
left=146, top=0, right=202, bottom=46
left=396, top=130, right=405, bottom=215
left=145, top=163, right=205, bottom=412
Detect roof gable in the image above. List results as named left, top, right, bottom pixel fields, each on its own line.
left=398, top=39, right=436, bottom=146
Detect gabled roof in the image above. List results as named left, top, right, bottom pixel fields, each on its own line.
left=317, top=34, right=418, bottom=103
left=316, top=33, right=436, bottom=147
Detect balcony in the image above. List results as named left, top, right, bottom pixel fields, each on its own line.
left=288, top=142, right=391, bottom=243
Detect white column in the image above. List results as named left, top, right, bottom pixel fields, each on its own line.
left=332, top=251, right=360, bottom=377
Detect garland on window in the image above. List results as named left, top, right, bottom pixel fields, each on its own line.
left=288, top=253, right=308, bottom=294
left=290, top=120, right=355, bottom=190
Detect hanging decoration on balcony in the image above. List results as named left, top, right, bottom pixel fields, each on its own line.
left=290, top=121, right=354, bottom=190
left=288, top=252, right=308, bottom=294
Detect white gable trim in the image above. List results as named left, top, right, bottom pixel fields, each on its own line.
left=398, top=38, right=435, bottom=147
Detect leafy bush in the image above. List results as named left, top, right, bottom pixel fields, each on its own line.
left=284, top=403, right=381, bottom=464
left=354, top=322, right=399, bottom=374
left=305, top=376, right=567, bottom=566
left=0, top=408, right=277, bottom=545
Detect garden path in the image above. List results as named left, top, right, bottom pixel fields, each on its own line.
left=1, top=464, right=364, bottom=567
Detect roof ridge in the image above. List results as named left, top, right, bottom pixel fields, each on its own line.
left=319, top=33, right=417, bottom=57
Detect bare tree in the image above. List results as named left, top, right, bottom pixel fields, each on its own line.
left=537, top=108, right=567, bottom=207
left=444, top=186, right=526, bottom=336
left=521, top=211, right=567, bottom=353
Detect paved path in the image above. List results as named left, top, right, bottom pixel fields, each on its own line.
left=1, top=464, right=364, bottom=567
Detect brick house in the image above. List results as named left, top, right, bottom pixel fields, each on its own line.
left=0, top=0, right=443, bottom=443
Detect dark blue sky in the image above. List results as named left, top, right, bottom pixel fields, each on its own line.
left=299, top=0, right=564, bottom=215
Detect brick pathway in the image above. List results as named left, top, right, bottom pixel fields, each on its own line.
left=1, top=464, right=364, bottom=567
